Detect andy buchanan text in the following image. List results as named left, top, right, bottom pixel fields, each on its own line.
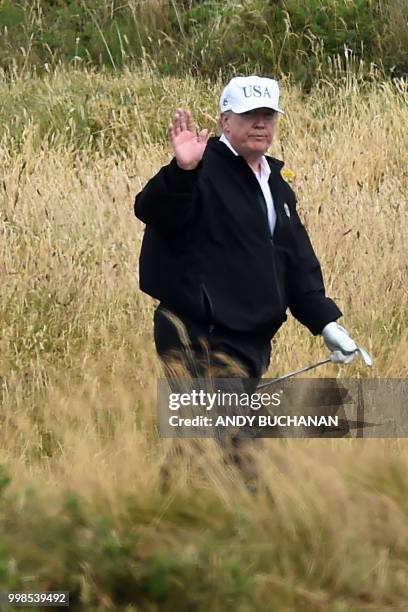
left=169, top=415, right=339, bottom=428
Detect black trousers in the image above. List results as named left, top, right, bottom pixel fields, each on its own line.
left=153, top=302, right=274, bottom=480
left=154, top=301, right=274, bottom=444
left=153, top=302, right=272, bottom=386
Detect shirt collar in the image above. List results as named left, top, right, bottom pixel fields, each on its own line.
left=219, top=133, right=271, bottom=180
left=219, top=132, right=239, bottom=156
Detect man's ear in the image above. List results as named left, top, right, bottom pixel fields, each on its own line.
left=220, top=112, right=230, bottom=133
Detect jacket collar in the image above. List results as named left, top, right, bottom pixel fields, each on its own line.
left=219, top=133, right=272, bottom=181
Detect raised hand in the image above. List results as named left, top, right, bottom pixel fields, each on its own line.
left=168, top=108, right=209, bottom=170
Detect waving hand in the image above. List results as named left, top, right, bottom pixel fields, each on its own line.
left=168, top=108, right=209, bottom=170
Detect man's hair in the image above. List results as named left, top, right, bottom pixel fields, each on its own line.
left=217, top=110, right=232, bottom=135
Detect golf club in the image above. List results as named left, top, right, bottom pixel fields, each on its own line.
left=257, top=346, right=374, bottom=390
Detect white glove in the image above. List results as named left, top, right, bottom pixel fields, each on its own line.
left=322, top=322, right=358, bottom=364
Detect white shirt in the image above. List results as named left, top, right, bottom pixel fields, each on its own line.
left=219, top=133, right=277, bottom=235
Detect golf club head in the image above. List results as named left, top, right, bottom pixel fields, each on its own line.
left=357, top=346, right=374, bottom=367
left=330, top=347, right=374, bottom=366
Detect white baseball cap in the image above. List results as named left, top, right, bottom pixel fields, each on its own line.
left=220, top=75, right=284, bottom=114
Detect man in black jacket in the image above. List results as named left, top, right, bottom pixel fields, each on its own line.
left=134, top=76, right=359, bottom=385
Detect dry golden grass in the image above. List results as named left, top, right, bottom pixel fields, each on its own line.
left=0, top=67, right=407, bottom=608
left=1, top=66, right=407, bottom=489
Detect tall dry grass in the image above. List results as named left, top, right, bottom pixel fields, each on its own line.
left=0, top=66, right=408, bottom=608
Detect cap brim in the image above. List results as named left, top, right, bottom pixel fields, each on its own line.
left=230, top=101, right=284, bottom=114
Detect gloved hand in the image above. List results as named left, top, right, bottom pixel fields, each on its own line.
left=322, top=322, right=358, bottom=364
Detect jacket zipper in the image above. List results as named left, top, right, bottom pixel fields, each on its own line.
left=247, top=164, right=286, bottom=316
left=255, top=187, right=284, bottom=314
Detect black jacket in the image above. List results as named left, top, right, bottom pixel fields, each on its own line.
left=134, top=136, right=341, bottom=338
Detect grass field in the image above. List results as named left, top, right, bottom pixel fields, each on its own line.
left=0, top=0, right=406, bottom=82
left=0, top=66, right=407, bottom=610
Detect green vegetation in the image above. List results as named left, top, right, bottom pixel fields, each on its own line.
left=0, top=0, right=406, bottom=85
left=2, top=446, right=408, bottom=611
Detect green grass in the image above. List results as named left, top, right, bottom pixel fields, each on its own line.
left=2, top=444, right=408, bottom=610
left=0, top=0, right=406, bottom=85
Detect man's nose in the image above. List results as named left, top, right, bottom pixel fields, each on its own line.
left=253, top=114, right=266, bottom=127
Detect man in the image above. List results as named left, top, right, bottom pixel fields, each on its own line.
left=134, top=75, right=359, bottom=385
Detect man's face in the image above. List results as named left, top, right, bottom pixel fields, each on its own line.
left=221, top=108, right=278, bottom=159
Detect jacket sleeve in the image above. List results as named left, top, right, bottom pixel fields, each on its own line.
left=285, top=194, right=342, bottom=335
left=134, top=158, right=202, bottom=230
